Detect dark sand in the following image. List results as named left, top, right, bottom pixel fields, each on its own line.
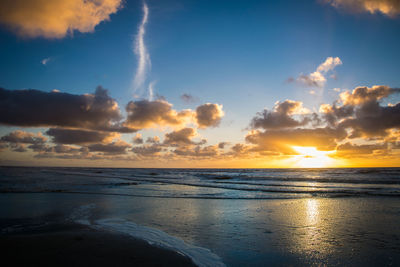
left=0, top=223, right=196, bottom=267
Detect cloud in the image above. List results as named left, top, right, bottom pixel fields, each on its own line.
left=41, top=57, right=51, bottom=65
left=245, top=127, right=346, bottom=155
left=46, top=128, right=118, bottom=144
left=1, top=130, right=47, bottom=144
left=244, top=85, right=400, bottom=157
left=292, top=57, right=342, bottom=88
left=124, top=99, right=193, bottom=129
left=0, top=143, right=8, bottom=152
left=173, top=145, right=219, bottom=157
left=0, top=130, right=47, bottom=152
left=132, top=2, right=151, bottom=94
left=88, top=140, right=131, bottom=155
left=133, top=133, right=144, bottom=144
left=181, top=94, right=198, bottom=103
left=146, top=136, right=160, bottom=143
left=0, top=86, right=132, bottom=132
left=321, top=85, right=400, bottom=137
left=0, top=0, right=122, bottom=39
left=339, top=85, right=399, bottom=105
left=164, top=128, right=197, bottom=146
left=0, top=130, right=48, bottom=152
left=132, top=144, right=163, bottom=156
left=148, top=80, right=156, bottom=101
left=52, top=144, right=82, bottom=154
left=195, top=103, right=224, bottom=128
left=250, top=100, right=312, bottom=130
left=316, top=57, right=342, bottom=73
left=334, top=142, right=388, bottom=157
left=34, top=144, right=89, bottom=159
left=230, top=143, right=251, bottom=155
left=324, top=0, right=400, bottom=17
left=218, top=142, right=229, bottom=149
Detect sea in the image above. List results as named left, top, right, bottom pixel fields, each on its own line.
left=1, top=167, right=400, bottom=266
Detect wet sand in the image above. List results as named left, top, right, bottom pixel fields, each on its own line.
left=0, top=223, right=196, bottom=267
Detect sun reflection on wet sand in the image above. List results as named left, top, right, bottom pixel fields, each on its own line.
left=273, top=198, right=337, bottom=263
left=306, top=198, right=319, bottom=225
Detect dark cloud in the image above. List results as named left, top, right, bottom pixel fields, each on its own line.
left=1, top=130, right=47, bottom=144
left=180, top=93, right=198, bottom=103
left=173, top=145, right=218, bottom=157
left=164, top=128, right=197, bottom=146
left=0, top=142, right=7, bottom=151
left=218, top=142, right=229, bottom=149
left=88, top=140, right=131, bottom=155
left=46, top=128, right=117, bottom=144
left=230, top=143, right=251, bottom=155
left=0, top=86, right=133, bottom=132
left=320, top=86, right=400, bottom=137
left=146, top=136, right=160, bottom=143
left=339, top=102, right=400, bottom=137
left=132, top=144, right=163, bottom=156
left=195, top=103, right=224, bottom=128
left=0, top=130, right=48, bottom=152
left=52, top=144, right=82, bottom=154
left=250, top=100, right=312, bottom=130
left=11, top=144, right=28, bottom=152
left=334, top=142, right=388, bottom=157
left=319, top=103, right=354, bottom=127
left=133, top=134, right=144, bottom=144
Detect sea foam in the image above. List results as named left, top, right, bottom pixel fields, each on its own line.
left=70, top=204, right=225, bottom=267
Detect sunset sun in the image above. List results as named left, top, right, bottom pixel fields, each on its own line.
left=292, top=146, right=334, bottom=168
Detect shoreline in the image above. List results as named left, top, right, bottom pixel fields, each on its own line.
left=0, top=222, right=196, bottom=267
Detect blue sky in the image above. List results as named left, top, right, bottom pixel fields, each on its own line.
left=0, top=0, right=400, bottom=167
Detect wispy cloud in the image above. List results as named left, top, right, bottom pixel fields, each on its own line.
left=41, top=57, right=51, bottom=65
left=181, top=93, right=199, bottom=103
left=132, top=2, right=151, bottom=96
left=148, top=80, right=156, bottom=101
left=290, top=57, right=342, bottom=89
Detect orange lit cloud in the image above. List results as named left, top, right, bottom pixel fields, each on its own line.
left=2, top=84, right=400, bottom=166
left=334, top=142, right=388, bottom=158
left=125, top=99, right=225, bottom=130
left=324, top=0, right=400, bottom=17
left=124, top=99, right=194, bottom=129
left=245, top=127, right=346, bottom=155
left=0, top=0, right=123, bottom=39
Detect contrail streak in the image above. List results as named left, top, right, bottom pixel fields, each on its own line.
left=132, top=2, right=150, bottom=94
left=148, top=80, right=156, bottom=101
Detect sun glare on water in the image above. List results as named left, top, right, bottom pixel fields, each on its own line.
left=292, top=146, right=334, bottom=168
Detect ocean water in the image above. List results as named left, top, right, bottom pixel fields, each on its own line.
left=1, top=167, right=400, bottom=266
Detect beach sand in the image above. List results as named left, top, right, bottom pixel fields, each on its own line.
left=0, top=223, right=196, bottom=267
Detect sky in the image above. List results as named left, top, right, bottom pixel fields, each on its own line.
left=0, top=0, right=400, bottom=168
